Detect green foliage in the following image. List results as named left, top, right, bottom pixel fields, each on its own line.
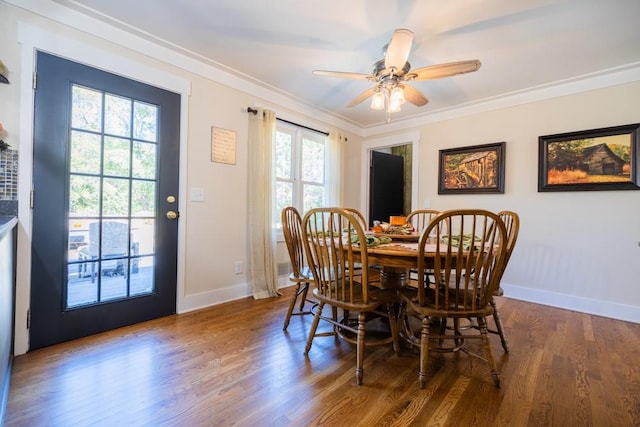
left=608, top=144, right=630, bottom=162
left=547, top=138, right=591, bottom=169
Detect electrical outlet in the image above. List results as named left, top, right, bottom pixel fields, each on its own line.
left=235, top=261, right=243, bottom=274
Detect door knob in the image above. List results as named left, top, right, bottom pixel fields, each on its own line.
left=166, top=210, right=179, bottom=220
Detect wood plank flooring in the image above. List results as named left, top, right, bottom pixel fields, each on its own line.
left=5, top=288, right=640, bottom=426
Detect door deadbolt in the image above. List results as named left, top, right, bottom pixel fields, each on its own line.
left=166, top=195, right=176, bottom=203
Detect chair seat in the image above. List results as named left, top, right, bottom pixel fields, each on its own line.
left=400, top=286, right=494, bottom=318
left=312, top=282, right=395, bottom=311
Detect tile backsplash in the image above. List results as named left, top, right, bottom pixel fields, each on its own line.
left=0, top=149, right=18, bottom=216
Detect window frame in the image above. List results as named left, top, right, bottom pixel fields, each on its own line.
left=274, top=122, right=326, bottom=236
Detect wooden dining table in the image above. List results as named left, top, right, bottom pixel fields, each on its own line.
left=355, top=234, right=437, bottom=290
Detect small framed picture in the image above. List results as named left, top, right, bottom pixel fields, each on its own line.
left=438, top=142, right=505, bottom=194
left=211, top=126, right=237, bottom=165
left=538, top=123, right=640, bottom=192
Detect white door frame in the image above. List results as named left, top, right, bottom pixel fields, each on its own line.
left=15, top=22, right=191, bottom=355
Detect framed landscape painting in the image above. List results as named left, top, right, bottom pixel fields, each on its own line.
left=438, top=142, right=505, bottom=194
left=538, top=123, right=640, bottom=192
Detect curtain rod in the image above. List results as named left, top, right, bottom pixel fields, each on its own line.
left=247, top=107, right=340, bottom=139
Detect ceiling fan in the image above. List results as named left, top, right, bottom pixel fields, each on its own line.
left=313, top=29, right=481, bottom=120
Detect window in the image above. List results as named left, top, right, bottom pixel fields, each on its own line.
left=274, top=123, right=326, bottom=229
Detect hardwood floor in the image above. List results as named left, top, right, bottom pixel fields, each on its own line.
left=5, top=288, right=640, bottom=426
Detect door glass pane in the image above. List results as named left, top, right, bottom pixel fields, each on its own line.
left=101, top=269, right=128, bottom=301
left=132, top=141, right=156, bottom=179
left=104, top=136, right=130, bottom=177
left=133, top=101, right=158, bottom=142
left=130, top=256, right=154, bottom=296
left=71, top=86, right=102, bottom=132
left=131, top=218, right=155, bottom=256
left=102, top=178, right=130, bottom=216
left=70, top=131, right=101, bottom=174
left=69, top=176, right=100, bottom=217
left=104, top=94, right=131, bottom=137
left=131, top=180, right=156, bottom=215
left=66, top=84, right=158, bottom=309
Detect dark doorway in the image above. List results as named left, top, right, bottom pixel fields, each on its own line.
left=369, top=151, right=405, bottom=227
left=30, top=52, right=180, bottom=349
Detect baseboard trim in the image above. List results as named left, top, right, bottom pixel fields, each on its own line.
left=178, top=276, right=294, bottom=314
left=502, top=283, right=639, bottom=324
left=178, top=282, right=252, bottom=314
left=177, top=280, right=639, bottom=324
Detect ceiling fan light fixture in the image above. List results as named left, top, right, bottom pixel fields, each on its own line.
left=370, top=90, right=385, bottom=110
left=390, top=86, right=405, bottom=106
left=388, top=98, right=402, bottom=113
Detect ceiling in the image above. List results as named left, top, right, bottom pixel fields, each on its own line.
left=47, top=0, right=640, bottom=129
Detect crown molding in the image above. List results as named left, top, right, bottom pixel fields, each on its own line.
left=360, top=62, right=640, bottom=137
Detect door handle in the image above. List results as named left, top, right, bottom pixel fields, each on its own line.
left=166, top=210, right=179, bottom=220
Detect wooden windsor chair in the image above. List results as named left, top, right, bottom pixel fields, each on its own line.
left=281, top=206, right=315, bottom=331
left=302, top=207, right=399, bottom=385
left=398, top=209, right=508, bottom=388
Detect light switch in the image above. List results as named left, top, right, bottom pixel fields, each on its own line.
left=190, top=187, right=205, bottom=202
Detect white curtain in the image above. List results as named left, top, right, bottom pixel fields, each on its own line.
left=325, top=130, right=345, bottom=206
left=247, top=108, right=279, bottom=299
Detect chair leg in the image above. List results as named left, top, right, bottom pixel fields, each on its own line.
left=453, top=318, right=464, bottom=347
left=299, top=283, right=310, bottom=311
left=419, top=316, right=430, bottom=389
left=283, top=282, right=307, bottom=331
left=355, top=312, right=366, bottom=385
left=332, top=306, right=340, bottom=335
left=304, top=302, right=324, bottom=355
left=490, top=297, right=509, bottom=353
left=478, top=316, right=501, bottom=388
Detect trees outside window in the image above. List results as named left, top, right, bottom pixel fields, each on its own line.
left=274, top=124, right=325, bottom=229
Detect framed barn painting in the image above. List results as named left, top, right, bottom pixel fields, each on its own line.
left=438, top=142, right=505, bottom=194
left=538, top=123, right=640, bottom=192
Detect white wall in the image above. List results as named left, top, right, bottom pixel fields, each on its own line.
left=348, top=82, right=640, bottom=323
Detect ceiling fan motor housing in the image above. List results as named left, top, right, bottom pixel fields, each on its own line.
left=372, top=59, right=411, bottom=81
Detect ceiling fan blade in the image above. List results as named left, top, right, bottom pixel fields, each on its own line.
left=384, top=29, right=414, bottom=72
left=402, top=85, right=429, bottom=106
left=346, top=87, right=377, bottom=108
left=409, top=60, right=481, bottom=81
left=312, top=70, right=372, bottom=80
